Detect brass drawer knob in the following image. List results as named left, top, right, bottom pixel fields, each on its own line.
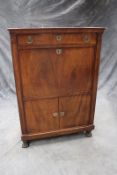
left=53, top=112, right=59, bottom=117
left=56, top=49, right=62, bottom=55
left=56, top=35, right=62, bottom=41
left=27, top=36, right=33, bottom=44
left=53, top=112, right=65, bottom=117
left=60, top=111, right=65, bottom=117
left=83, top=34, right=90, bottom=43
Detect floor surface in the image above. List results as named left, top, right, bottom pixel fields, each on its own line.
left=0, top=93, right=117, bottom=175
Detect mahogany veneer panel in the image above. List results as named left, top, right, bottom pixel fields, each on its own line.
left=9, top=27, right=105, bottom=147
left=19, top=47, right=94, bottom=98
left=24, top=98, right=59, bottom=133
left=59, top=95, right=91, bottom=129
left=17, top=33, right=97, bottom=46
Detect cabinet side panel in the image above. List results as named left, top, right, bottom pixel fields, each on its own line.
left=89, top=33, right=103, bottom=124
left=10, top=33, right=27, bottom=134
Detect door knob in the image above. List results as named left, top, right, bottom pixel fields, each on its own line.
left=59, top=111, right=65, bottom=117
left=52, top=112, right=59, bottom=117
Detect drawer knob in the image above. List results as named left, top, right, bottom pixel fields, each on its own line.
left=27, top=36, right=33, bottom=44
left=56, top=35, right=62, bottom=41
left=53, top=112, right=59, bottom=117
left=60, top=111, right=65, bottom=117
left=83, top=34, right=90, bottom=43
left=56, top=49, right=62, bottom=55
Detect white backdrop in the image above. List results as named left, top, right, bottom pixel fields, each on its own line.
left=0, top=0, right=117, bottom=101
left=0, top=1, right=117, bottom=175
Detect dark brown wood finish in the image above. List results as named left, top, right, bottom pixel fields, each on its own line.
left=9, top=27, right=105, bottom=147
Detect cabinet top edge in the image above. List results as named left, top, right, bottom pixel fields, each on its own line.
left=8, top=27, right=106, bottom=34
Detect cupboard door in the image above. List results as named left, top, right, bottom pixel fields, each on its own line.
left=59, top=95, right=91, bottom=129
left=19, top=49, right=59, bottom=98
left=58, top=47, right=94, bottom=96
left=24, top=98, right=59, bottom=133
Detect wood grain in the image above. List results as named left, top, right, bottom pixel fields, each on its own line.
left=24, top=98, right=59, bottom=133
left=19, top=47, right=94, bottom=98
left=19, top=49, right=59, bottom=98
left=59, top=95, right=91, bottom=129
left=9, top=28, right=105, bottom=145
left=17, top=33, right=96, bottom=46
left=22, top=124, right=94, bottom=141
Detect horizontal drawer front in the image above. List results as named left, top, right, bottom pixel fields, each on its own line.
left=17, top=33, right=97, bottom=46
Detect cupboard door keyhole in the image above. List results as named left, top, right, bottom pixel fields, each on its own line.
left=56, top=49, right=62, bottom=55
